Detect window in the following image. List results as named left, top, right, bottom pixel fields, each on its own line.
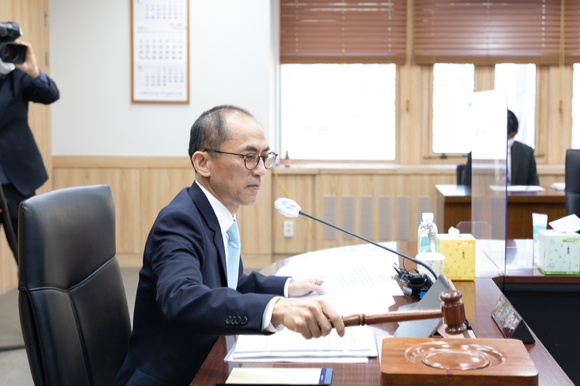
left=280, top=64, right=397, bottom=161
left=573, top=64, right=580, bottom=149
left=431, top=63, right=475, bottom=154
left=494, top=64, right=537, bottom=149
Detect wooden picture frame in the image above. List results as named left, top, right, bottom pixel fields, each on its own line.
left=130, top=0, right=189, bottom=104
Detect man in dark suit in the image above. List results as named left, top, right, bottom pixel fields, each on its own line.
left=0, top=40, right=59, bottom=239
left=113, top=105, right=345, bottom=386
left=461, top=110, right=539, bottom=186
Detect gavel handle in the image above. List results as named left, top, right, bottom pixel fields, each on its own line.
left=342, top=308, right=443, bottom=327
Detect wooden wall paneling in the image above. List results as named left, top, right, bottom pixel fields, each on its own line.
left=140, top=167, right=195, bottom=252
left=537, top=65, right=549, bottom=164
left=53, top=168, right=143, bottom=265
left=237, top=173, right=272, bottom=269
left=272, top=174, right=316, bottom=256
left=376, top=174, right=396, bottom=242
left=403, top=64, right=433, bottom=164
left=392, top=174, right=412, bottom=240
left=537, top=65, right=574, bottom=165
left=539, top=175, right=565, bottom=188
left=548, top=65, right=573, bottom=165
left=410, top=174, right=452, bottom=236
left=356, top=174, right=379, bottom=242
left=315, top=174, right=341, bottom=251
left=339, top=175, right=361, bottom=246
left=474, top=65, right=495, bottom=92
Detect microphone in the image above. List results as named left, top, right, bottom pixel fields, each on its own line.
left=274, top=198, right=440, bottom=281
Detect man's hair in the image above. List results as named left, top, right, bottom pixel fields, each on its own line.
left=507, top=109, right=519, bottom=136
left=188, top=105, right=253, bottom=167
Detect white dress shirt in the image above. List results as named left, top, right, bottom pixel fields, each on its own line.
left=195, top=181, right=290, bottom=332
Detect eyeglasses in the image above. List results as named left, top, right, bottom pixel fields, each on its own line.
left=205, top=149, right=278, bottom=170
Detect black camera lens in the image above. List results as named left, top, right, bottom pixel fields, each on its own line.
left=3, top=45, right=17, bottom=61
left=0, top=42, right=26, bottom=64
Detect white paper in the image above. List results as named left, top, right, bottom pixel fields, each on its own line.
left=386, top=279, right=404, bottom=296
left=549, top=214, right=580, bottom=233
left=490, top=185, right=545, bottom=192
left=231, top=325, right=377, bottom=361
left=550, top=182, right=566, bottom=192
left=308, top=264, right=395, bottom=315
left=226, top=368, right=330, bottom=384
left=224, top=345, right=368, bottom=364
left=276, top=252, right=398, bottom=310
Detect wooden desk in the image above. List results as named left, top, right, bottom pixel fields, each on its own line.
left=437, top=184, right=565, bottom=240
left=502, top=239, right=580, bottom=285
left=190, top=241, right=574, bottom=386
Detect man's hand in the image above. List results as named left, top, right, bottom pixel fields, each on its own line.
left=272, top=297, right=345, bottom=340
left=288, top=277, right=326, bottom=298
left=14, top=41, right=40, bottom=78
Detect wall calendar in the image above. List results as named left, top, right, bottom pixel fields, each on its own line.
left=131, top=0, right=189, bottom=103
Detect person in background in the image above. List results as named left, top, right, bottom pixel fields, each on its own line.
left=113, top=105, right=345, bottom=386
left=0, top=39, right=59, bottom=239
left=461, top=109, right=539, bottom=186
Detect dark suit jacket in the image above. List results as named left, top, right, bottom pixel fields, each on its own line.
left=113, top=182, right=288, bottom=386
left=461, top=141, right=539, bottom=186
left=0, top=69, right=59, bottom=195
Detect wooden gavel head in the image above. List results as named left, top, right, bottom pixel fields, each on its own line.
left=440, top=290, right=467, bottom=334
left=341, top=288, right=468, bottom=334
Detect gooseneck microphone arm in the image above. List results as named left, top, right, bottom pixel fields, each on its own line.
left=297, top=210, right=439, bottom=280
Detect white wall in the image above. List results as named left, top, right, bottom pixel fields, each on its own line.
left=50, top=0, right=278, bottom=156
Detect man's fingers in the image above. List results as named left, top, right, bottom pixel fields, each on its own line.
left=309, top=283, right=326, bottom=295
left=323, top=303, right=346, bottom=337
left=273, top=298, right=345, bottom=339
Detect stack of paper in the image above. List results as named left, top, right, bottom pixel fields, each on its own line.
left=226, top=326, right=377, bottom=364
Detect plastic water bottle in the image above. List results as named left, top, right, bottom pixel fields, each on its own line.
left=417, top=212, right=438, bottom=253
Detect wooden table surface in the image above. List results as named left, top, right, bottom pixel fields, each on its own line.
left=436, top=184, right=565, bottom=240
left=190, top=241, right=574, bottom=386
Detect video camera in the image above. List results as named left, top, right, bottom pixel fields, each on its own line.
left=0, top=22, right=26, bottom=64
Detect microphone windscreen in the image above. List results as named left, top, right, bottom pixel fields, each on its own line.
left=274, top=198, right=301, bottom=218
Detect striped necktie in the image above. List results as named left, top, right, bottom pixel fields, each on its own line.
left=226, top=220, right=240, bottom=289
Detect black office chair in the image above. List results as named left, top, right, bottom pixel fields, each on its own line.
left=18, top=185, right=131, bottom=386
left=456, top=164, right=466, bottom=185
left=565, top=149, right=580, bottom=217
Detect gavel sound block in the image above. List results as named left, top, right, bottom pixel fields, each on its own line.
left=341, top=289, right=538, bottom=386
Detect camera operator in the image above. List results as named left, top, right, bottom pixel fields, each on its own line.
left=0, top=38, right=59, bottom=241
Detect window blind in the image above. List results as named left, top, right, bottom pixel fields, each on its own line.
left=280, top=0, right=407, bottom=64
left=414, top=0, right=562, bottom=65
left=565, top=0, right=580, bottom=63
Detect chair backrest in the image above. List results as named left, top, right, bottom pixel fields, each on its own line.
left=565, top=149, right=580, bottom=217
left=456, top=164, right=466, bottom=185
left=18, top=185, right=131, bottom=386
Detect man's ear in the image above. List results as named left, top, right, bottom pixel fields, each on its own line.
left=192, top=151, right=211, bottom=177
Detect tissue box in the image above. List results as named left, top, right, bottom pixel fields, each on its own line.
left=437, top=233, right=476, bottom=281
left=537, top=230, right=580, bottom=275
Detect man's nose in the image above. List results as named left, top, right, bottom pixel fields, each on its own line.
left=252, top=158, right=268, bottom=176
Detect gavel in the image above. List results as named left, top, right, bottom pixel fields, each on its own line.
left=341, top=289, right=467, bottom=335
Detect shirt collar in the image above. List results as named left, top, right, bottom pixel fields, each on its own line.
left=508, top=138, right=515, bottom=149
left=195, top=180, right=234, bottom=235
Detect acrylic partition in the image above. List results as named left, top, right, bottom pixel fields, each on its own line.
left=468, top=90, right=508, bottom=278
